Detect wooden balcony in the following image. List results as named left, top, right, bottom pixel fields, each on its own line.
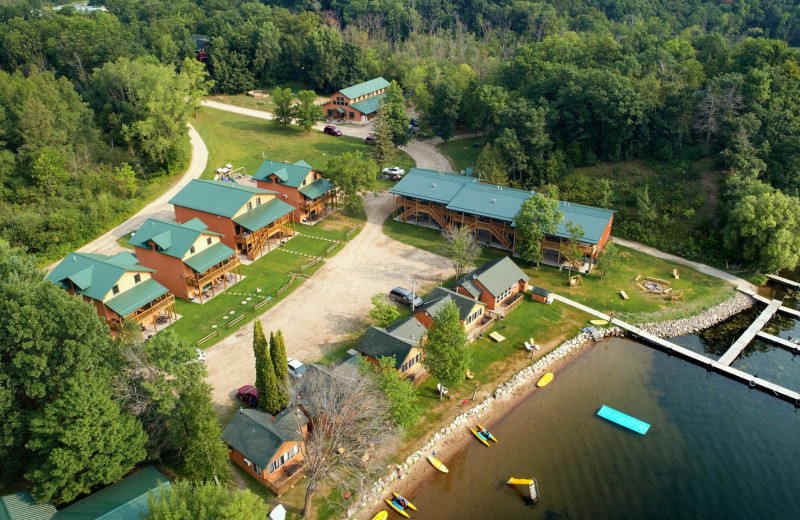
left=187, top=255, right=242, bottom=303
left=109, top=293, right=177, bottom=336
left=235, top=217, right=295, bottom=260
left=266, top=460, right=307, bottom=496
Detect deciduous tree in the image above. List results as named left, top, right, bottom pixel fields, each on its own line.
left=290, top=364, right=395, bottom=518
left=475, top=143, right=509, bottom=185
left=146, top=481, right=269, bottom=520
left=594, top=241, right=620, bottom=279
left=272, top=87, right=294, bottom=127
left=294, top=89, right=321, bottom=133
left=360, top=356, right=421, bottom=428
left=423, top=300, right=470, bottom=400
left=514, top=192, right=562, bottom=267
left=560, top=222, right=585, bottom=280
left=369, top=293, right=401, bottom=327
left=325, top=151, right=377, bottom=213
left=440, top=225, right=482, bottom=278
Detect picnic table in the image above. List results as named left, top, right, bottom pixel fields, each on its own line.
left=489, top=331, right=506, bottom=342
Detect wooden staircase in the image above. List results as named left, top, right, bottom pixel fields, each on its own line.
left=488, top=221, right=512, bottom=249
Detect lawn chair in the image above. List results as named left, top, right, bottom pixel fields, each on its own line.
left=436, top=383, right=449, bottom=395
left=524, top=341, right=532, bottom=351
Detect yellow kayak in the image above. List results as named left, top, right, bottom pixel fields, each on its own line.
left=507, top=477, right=533, bottom=485
left=392, top=492, right=417, bottom=511
left=427, top=455, right=449, bottom=473
left=590, top=319, right=609, bottom=325
left=470, top=428, right=490, bottom=447
left=385, top=498, right=410, bottom=518
left=372, top=512, right=388, bottom=520
left=537, top=373, right=554, bottom=387
left=477, top=424, right=497, bottom=443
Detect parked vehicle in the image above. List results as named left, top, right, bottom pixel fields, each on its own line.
left=389, top=286, right=423, bottom=308
left=409, top=118, right=419, bottom=127
left=323, top=125, right=342, bottom=136
left=288, top=358, right=307, bottom=378
left=237, top=385, right=258, bottom=407
left=196, top=348, right=207, bottom=362
left=365, top=135, right=376, bottom=145
left=382, top=166, right=405, bottom=180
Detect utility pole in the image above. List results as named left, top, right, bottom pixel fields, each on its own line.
left=410, top=274, right=417, bottom=311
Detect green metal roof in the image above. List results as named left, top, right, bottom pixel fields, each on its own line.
left=459, top=279, right=482, bottom=299
left=169, top=180, right=276, bottom=218
left=355, top=326, right=417, bottom=370
left=531, top=286, right=551, bottom=297
left=183, top=242, right=236, bottom=273
left=222, top=409, right=307, bottom=470
left=454, top=257, right=529, bottom=299
left=390, top=169, right=615, bottom=244
left=299, top=178, right=333, bottom=200
left=416, top=286, right=484, bottom=322
left=386, top=316, right=427, bottom=343
left=104, top=278, right=168, bottom=317
left=54, top=466, right=169, bottom=520
left=339, top=77, right=390, bottom=100
left=46, top=252, right=155, bottom=302
left=252, top=160, right=315, bottom=188
left=232, top=198, right=294, bottom=232
left=128, top=218, right=222, bottom=259
left=0, top=492, right=56, bottom=520
left=350, top=93, right=385, bottom=115
left=335, top=106, right=345, bottom=113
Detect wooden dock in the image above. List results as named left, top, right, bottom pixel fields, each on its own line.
left=736, top=286, right=800, bottom=319
left=718, top=300, right=782, bottom=366
left=755, top=331, right=800, bottom=355
left=550, top=293, right=800, bottom=406
left=765, top=274, right=800, bottom=290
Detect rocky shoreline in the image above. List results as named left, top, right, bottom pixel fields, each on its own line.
left=349, top=291, right=755, bottom=519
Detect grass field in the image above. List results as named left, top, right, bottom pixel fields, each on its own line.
left=191, top=108, right=416, bottom=180
left=381, top=218, right=734, bottom=323
left=438, top=137, right=486, bottom=174
left=169, top=214, right=362, bottom=346
left=208, top=82, right=321, bottom=113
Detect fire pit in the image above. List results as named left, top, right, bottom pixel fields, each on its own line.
left=643, top=281, right=662, bottom=291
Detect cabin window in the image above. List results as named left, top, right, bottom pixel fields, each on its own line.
left=268, top=444, right=300, bottom=473
left=133, top=274, right=141, bottom=284
left=256, top=197, right=261, bottom=206
left=349, top=112, right=354, bottom=118
left=247, top=202, right=252, bottom=211
left=112, top=284, right=120, bottom=295
left=254, top=464, right=263, bottom=476
left=327, top=109, right=333, bottom=115
left=207, top=237, right=212, bottom=245
left=190, top=246, right=196, bottom=254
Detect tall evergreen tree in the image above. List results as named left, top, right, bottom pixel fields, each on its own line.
left=253, top=322, right=280, bottom=414
left=178, top=379, right=233, bottom=485
left=270, top=330, right=290, bottom=410
left=369, top=101, right=397, bottom=173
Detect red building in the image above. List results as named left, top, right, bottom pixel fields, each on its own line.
left=321, top=77, right=391, bottom=123
left=129, top=218, right=241, bottom=303
left=169, top=179, right=296, bottom=260
left=252, top=159, right=335, bottom=223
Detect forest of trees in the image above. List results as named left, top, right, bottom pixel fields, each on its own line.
left=0, top=0, right=799, bottom=269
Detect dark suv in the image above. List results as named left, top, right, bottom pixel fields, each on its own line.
left=389, top=287, right=423, bottom=308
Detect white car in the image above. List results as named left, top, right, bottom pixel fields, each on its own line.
left=382, top=167, right=405, bottom=180
left=288, top=358, right=307, bottom=379
left=195, top=348, right=207, bottom=362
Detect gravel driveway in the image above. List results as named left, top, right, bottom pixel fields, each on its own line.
left=205, top=191, right=455, bottom=408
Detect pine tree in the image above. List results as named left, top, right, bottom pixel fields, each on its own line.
left=253, top=322, right=280, bottom=414
left=422, top=300, right=470, bottom=400
left=271, top=330, right=290, bottom=410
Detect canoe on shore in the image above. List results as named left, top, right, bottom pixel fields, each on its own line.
left=371, top=512, right=388, bottom=520
left=537, top=372, right=554, bottom=387
left=427, top=455, right=449, bottom=473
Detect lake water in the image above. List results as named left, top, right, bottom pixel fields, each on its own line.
left=404, top=294, right=800, bottom=519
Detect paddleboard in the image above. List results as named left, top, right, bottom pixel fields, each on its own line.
left=590, top=319, right=609, bottom=325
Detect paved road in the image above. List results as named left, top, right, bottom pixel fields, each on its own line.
left=613, top=237, right=757, bottom=291
left=45, top=124, right=208, bottom=270
left=205, top=192, right=455, bottom=408
left=201, top=100, right=455, bottom=171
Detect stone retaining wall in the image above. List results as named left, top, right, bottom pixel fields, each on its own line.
left=636, top=291, right=755, bottom=338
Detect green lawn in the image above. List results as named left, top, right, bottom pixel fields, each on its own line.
left=437, top=137, right=486, bottom=174
left=281, top=235, right=333, bottom=258
left=208, top=82, right=321, bottom=113
left=191, top=107, right=415, bottom=179
left=169, top=215, right=362, bottom=346
left=382, top=218, right=734, bottom=323
left=117, top=232, right=134, bottom=249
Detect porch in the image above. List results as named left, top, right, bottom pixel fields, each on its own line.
left=186, top=255, right=243, bottom=304
left=109, top=293, right=178, bottom=338
left=235, top=216, right=295, bottom=261
left=266, top=460, right=307, bottom=496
